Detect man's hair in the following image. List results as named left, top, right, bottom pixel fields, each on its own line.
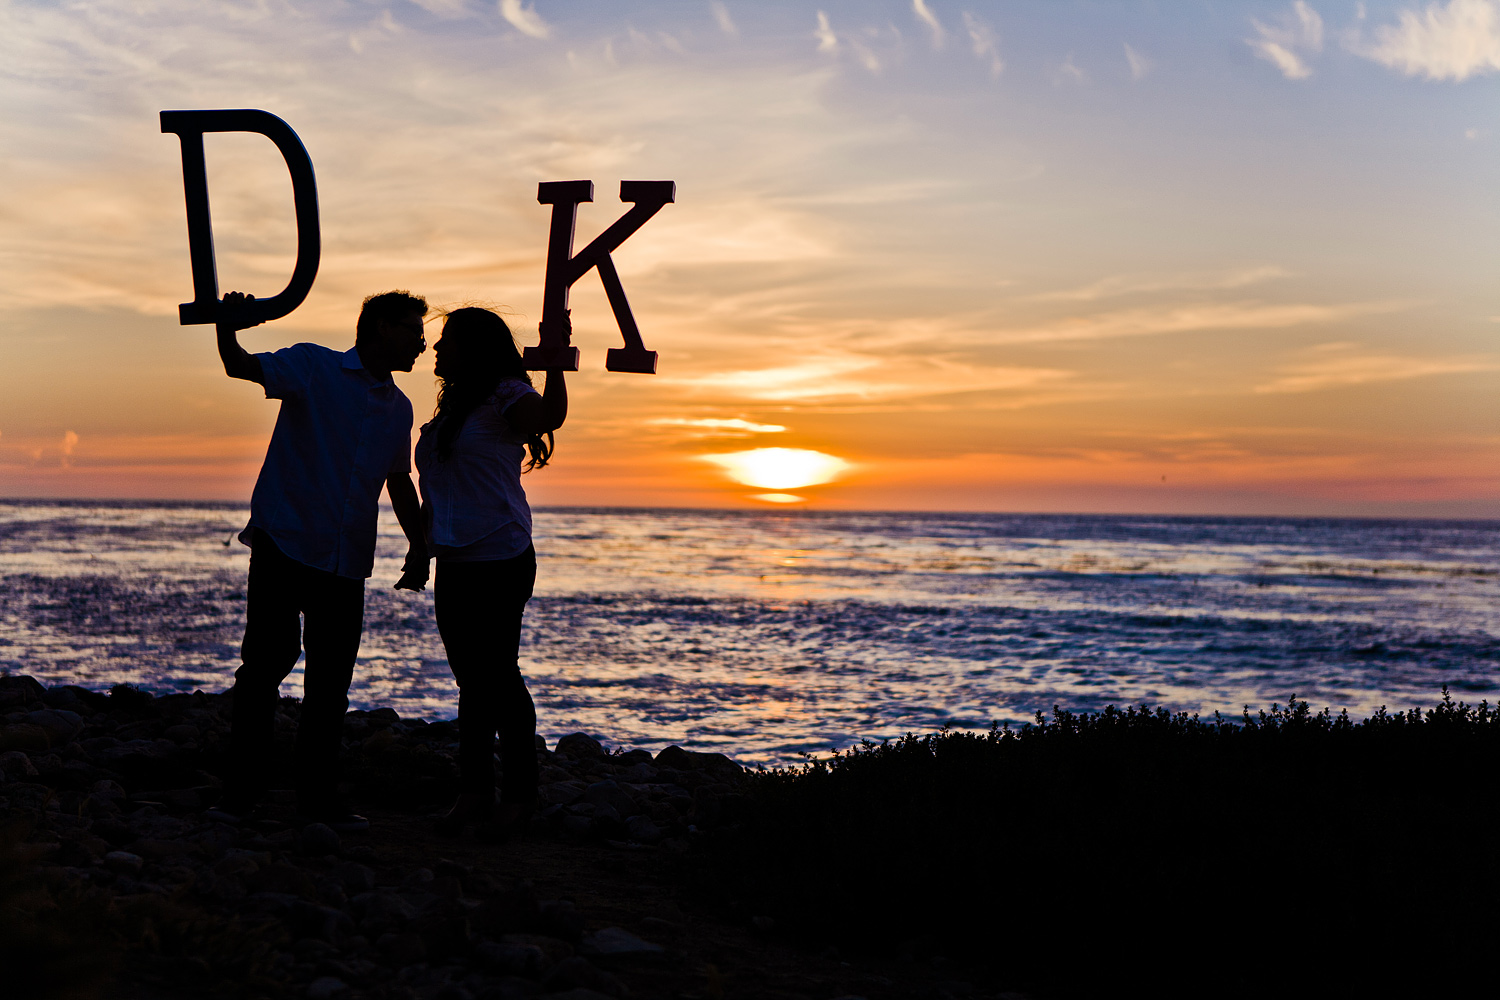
left=356, top=290, right=428, bottom=343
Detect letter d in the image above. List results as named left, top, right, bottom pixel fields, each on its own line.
left=160, top=109, right=320, bottom=326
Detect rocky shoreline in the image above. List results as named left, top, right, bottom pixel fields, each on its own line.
left=3, top=674, right=976, bottom=1000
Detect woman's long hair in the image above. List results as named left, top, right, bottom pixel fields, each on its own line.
left=431, top=307, right=553, bottom=470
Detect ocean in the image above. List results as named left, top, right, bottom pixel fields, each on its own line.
left=1, top=500, right=1497, bottom=762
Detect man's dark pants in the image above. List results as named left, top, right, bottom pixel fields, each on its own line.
left=228, top=531, right=363, bottom=815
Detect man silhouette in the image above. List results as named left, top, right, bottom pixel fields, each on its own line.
left=214, top=289, right=430, bottom=831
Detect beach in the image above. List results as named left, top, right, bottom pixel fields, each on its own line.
left=1, top=675, right=1013, bottom=1000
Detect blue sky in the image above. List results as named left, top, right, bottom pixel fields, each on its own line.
left=2, top=1, right=1499, bottom=513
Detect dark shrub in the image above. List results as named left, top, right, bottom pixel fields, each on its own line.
left=698, top=689, right=1500, bottom=997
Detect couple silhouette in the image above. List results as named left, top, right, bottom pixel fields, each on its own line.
left=213, top=288, right=567, bottom=841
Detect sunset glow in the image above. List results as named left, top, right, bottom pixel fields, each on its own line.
left=3, top=3, right=1500, bottom=515
left=701, top=449, right=852, bottom=491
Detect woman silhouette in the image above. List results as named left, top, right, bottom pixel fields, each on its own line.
left=416, top=306, right=567, bottom=839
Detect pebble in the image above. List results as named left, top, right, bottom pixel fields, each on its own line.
left=580, top=927, right=664, bottom=958
left=103, top=850, right=144, bottom=874
left=301, top=822, right=341, bottom=856
left=306, top=976, right=349, bottom=998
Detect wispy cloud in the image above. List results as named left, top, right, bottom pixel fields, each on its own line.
left=668, top=356, right=1070, bottom=402
left=1124, top=42, right=1153, bottom=80
left=1248, top=1, right=1324, bottom=79
left=987, top=300, right=1406, bottom=346
left=1255, top=342, right=1500, bottom=393
left=913, top=0, right=945, bottom=50
left=814, top=11, right=838, bottom=53
left=647, top=417, right=786, bottom=437
left=710, top=1, right=737, bottom=36
left=1354, top=0, right=1500, bottom=80
left=1028, top=266, right=1289, bottom=303
left=499, top=0, right=550, bottom=39
left=409, top=0, right=471, bottom=19
left=1055, top=55, right=1088, bottom=85
left=60, top=430, right=79, bottom=469
left=961, top=11, right=1003, bottom=76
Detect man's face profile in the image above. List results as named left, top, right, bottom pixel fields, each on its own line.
left=365, top=312, right=426, bottom=373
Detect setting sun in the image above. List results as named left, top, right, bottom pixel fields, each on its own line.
left=700, top=448, right=852, bottom=491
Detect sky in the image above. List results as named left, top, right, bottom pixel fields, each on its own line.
left=3, top=0, right=1500, bottom=515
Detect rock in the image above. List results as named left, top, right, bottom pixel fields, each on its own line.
left=329, top=860, right=376, bottom=894
left=580, top=927, right=665, bottom=959
left=306, top=975, right=349, bottom=998
left=0, top=724, right=51, bottom=752
left=555, top=733, right=606, bottom=760
left=301, top=822, right=341, bottom=856
left=653, top=745, right=744, bottom=779
left=540, top=780, right=587, bottom=806
left=0, top=750, right=39, bottom=778
left=584, top=780, right=639, bottom=819
left=31, top=753, right=64, bottom=776
left=163, top=724, right=200, bottom=743
left=499, top=933, right=573, bottom=967
left=42, top=685, right=108, bottom=712
left=132, top=838, right=189, bottom=861
left=538, top=899, right=585, bottom=941
left=624, top=815, right=661, bottom=844
left=253, top=861, right=318, bottom=898
left=374, top=930, right=427, bottom=966
left=355, top=890, right=418, bottom=935
left=104, top=850, right=144, bottom=874
left=26, top=709, right=84, bottom=744
left=0, top=675, right=46, bottom=711
left=289, top=900, right=358, bottom=947
left=541, top=956, right=621, bottom=997
left=615, top=762, right=658, bottom=783
left=476, top=940, right=544, bottom=976
left=614, top=749, right=653, bottom=765
left=88, top=779, right=128, bottom=808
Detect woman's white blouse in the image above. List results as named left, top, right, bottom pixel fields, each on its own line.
left=415, top=379, right=540, bottom=557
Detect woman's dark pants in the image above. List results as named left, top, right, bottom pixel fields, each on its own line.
left=434, top=547, right=538, bottom=803
left=228, top=532, right=364, bottom=816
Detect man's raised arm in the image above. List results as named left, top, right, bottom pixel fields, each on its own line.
left=216, top=290, right=265, bottom=384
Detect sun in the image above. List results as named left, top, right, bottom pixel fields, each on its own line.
left=700, top=448, right=852, bottom=490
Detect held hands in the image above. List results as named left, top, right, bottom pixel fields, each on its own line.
left=395, top=546, right=430, bottom=592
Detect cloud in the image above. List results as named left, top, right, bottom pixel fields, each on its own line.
left=407, top=0, right=470, bottom=18
left=913, top=0, right=945, bottom=49
left=499, top=0, right=550, bottom=39
left=710, top=1, right=737, bottom=36
left=1255, top=342, right=1500, bottom=393
left=648, top=417, right=786, bottom=437
left=1029, top=266, right=1289, bottom=303
left=1124, top=42, right=1153, bottom=80
left=850, top=40, right=882, bottom=73
left=1356, top=0, right=1500, bottom=80
left=1247, top=1, right=1324, bottom=79
left=961, top=12, right=1003, bottom=76
left=815, top=11, right=838, bottom=53
left=1055, top=55, right=1088, bottom=85
left=60, top=430, right=79, bottom=469
left=985, top=300, right=1407, bottom=346
left=669, top=356, right=1069, bottom=402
